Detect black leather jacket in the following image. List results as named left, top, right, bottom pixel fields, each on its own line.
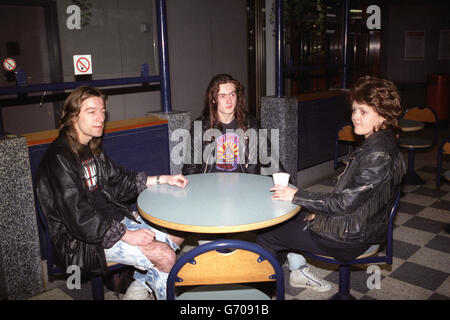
left=182, top=114, right=281, bottom=175
left=294, top=129, right=405, bottom=244
left=35, top=134, right=140, bottom=275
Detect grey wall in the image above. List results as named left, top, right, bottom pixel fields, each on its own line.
left=166, top=0, right=248, bottom=119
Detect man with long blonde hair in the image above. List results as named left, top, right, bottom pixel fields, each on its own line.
left=36, top=86, right=188, bottom=300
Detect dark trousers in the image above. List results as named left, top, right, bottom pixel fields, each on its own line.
left=256, top=211, right=369, bottom=263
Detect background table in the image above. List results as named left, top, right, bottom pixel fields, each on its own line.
left=399, top=119, right=424, bottom=132
left=138, top=173, right=300, bottom=233
left=397, top=119, right=428, bottom=185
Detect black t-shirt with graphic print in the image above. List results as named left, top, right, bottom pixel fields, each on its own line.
left=79, top=146, right=123, bottom=222
left=212, top=119, right=242, bottom=173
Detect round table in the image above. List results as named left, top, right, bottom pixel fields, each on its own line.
left=137, top=173, right=300, bottom=233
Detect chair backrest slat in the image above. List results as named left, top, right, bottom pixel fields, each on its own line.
left=443, top=142, right=450, bottom=155
left=176, top=249, right=275, bottom=286
left=403, top=106, right=437, bottom=123
left=167, top=239, right=285, bottom=300
left=338, top=125, right=357, bottom=142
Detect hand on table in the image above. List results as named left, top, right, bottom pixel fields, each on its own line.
left=147, top=174, right=189, bottom=188
left=270, top=185, right=298, bottom=202
left=166, top=174, right=189, bottom=188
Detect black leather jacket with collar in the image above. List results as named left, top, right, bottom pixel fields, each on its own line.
left=182, top=114, right=273, bottom=175
left=294, top=129, right=406, bottom=244
left=35, top=134, right=140, bottom=275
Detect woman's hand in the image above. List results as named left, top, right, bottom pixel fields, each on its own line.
left=304, top=213, right=316, bottom=221
left=121, top=229, right=155, bottom=246
left=270, top=185, right=298, bottom=202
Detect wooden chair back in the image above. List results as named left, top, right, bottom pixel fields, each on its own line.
left=403, top=106, right=437, bottom=123
left=442, top=141, right=450, bottom=155
left=338, top=124, right=357, bottom=142
left=166, top=239, right=285, bottom=300
left=176, top=249, right=276, bottom=286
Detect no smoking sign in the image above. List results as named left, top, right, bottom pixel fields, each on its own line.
left=3, top=58, right=16, bottom=71
left=73, top=54, right=92, bottom=75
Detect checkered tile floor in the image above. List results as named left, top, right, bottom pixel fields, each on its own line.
left=285, top=160, right=450, bottom=300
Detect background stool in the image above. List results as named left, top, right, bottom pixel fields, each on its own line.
left=397, top=105, right=438, bottom=185
left=436, top=136, right=450, bottom=190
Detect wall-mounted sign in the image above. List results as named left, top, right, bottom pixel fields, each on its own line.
left=73, top=54, right=92, bottom=75
left=404, top=30, right=425, bottom=61
left=2, top=57, right=17, bottom=71
left=438, top=29, right=450, bottom=60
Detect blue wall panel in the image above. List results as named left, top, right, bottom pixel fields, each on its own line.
left=28, top=123, right=170, bottom=183
left=298, top=95, right=350, bottom=170
left=103, top=124, right=170, bottom=176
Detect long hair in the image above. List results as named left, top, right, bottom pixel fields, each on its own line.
left=202, top=73, right=248, bottom=130
left=59, top=86, right=107, bottom=156
left=349, top=76, right=402, bottom=134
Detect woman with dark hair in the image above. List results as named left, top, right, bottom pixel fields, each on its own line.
left=182, top=73, right=281, bottom=175
left=257, top=76, right=406, bottom=293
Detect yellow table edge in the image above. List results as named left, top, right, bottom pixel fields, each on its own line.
left=138, top=203, right=301, bottom=234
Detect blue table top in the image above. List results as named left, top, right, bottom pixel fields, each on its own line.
left=137, top=173, right=300, bottom=233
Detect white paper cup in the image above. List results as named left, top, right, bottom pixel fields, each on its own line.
left=273, top=172, right=290, bottom=186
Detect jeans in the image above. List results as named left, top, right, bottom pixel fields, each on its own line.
left=104, top=214, right=179, bottom=300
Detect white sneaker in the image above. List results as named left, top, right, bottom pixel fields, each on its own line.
left=289, top=266, right=332, bottom=292
left=122, top=280, right=154, bottom=300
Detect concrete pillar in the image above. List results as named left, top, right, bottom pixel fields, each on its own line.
left=0, top=136, right=44, bottom=299
left=151, top=111, right=191, bottom=175
left=260, top=96, right=298, bottom=185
